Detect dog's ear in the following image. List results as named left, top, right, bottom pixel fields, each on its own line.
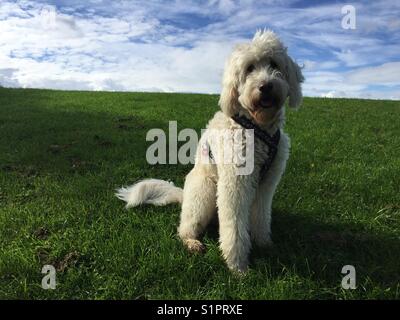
left=218, top=50, right=241, bottom=116
left=286, top=56, right=304, bottom=109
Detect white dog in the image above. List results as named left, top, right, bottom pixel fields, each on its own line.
left=116, top=30, right=304, bottom=273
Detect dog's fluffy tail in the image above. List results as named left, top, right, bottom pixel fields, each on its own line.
left=115, top=179, right=183, bottom=208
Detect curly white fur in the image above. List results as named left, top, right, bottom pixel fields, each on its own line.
left=116, top=30, right=304, bottom=273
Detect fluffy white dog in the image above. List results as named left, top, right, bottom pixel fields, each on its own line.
left=116, top=30, right=304, bottom=273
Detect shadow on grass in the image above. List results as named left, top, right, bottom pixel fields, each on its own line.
left=0, top=89, right=194, bottom=180
left=203, top=209, right=400, bottom=290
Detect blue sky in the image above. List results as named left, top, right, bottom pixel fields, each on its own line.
left=0, top=0, right=399, bottom=99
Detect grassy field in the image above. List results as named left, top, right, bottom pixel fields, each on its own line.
left=0, top=87, right=399, bottom=299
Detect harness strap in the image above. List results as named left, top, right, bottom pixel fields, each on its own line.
left=231, top=114, right=281, bottom=179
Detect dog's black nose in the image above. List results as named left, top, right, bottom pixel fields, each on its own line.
left=259, top=83, right=274, bottom=94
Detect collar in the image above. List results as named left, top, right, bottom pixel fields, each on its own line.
left=231, top=114, right=280, bottom=148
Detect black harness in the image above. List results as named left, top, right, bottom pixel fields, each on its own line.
left=231, top=114, right=281, bottom=179
left=206, top=114, right=281, bottom=179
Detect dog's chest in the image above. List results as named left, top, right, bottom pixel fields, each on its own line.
left=254, top=138, right=272, bottom=166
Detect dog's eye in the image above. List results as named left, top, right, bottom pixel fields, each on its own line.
left=270, top=60, right=278, bottom=70
left=246, top=64, right=255, bottom=74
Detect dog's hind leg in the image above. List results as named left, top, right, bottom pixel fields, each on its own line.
left=178, top=169, right=217, bottom=253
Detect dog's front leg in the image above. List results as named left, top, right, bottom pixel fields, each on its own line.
left=251, top=134, right=289, bottom=247
left=217, top=166, right=258, bottom=273
left=250, top=178, right=277, bottom=247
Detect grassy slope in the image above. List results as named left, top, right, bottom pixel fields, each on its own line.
left=0, top=87, right=399, bottom=299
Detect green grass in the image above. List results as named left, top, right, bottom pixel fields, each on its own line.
left=0, top=87, right=399, bottom=299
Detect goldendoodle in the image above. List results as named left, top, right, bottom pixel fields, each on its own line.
left=117, top=30, right=304, bottom=273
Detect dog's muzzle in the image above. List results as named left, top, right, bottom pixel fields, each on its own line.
left=259, top=83, right=276, bottom=108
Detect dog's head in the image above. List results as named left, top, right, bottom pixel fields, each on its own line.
left=219, top=30, right=304, bottom=125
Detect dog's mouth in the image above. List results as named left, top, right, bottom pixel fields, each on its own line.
left=259, top=96, right=275, bottom=109
left=245, top=90, right=283, bottom=124
left=252, top=94, right=279, bottom=111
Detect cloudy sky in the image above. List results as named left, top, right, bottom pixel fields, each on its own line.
left=0, top=0, right=399, bottom=99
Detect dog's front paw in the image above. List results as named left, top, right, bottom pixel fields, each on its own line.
left=184, top=239, right=206, bottom=253
left=226, top=258, right=249, bottom=274
left=228, top=263, right=249, bottom=275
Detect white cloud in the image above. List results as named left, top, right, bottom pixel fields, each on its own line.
left=304, top=63, right=400, bottom=100
left=320, top=91, right=347, bottom=98
left=347, top=62, right=400, bottom=86
left=0, top=0, right=399, bottom=100
left=0, top=0, right=238, bottom=93
left=0, top=68, right=20, bottom=87
left=319, top=89, right=400, bottom=100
